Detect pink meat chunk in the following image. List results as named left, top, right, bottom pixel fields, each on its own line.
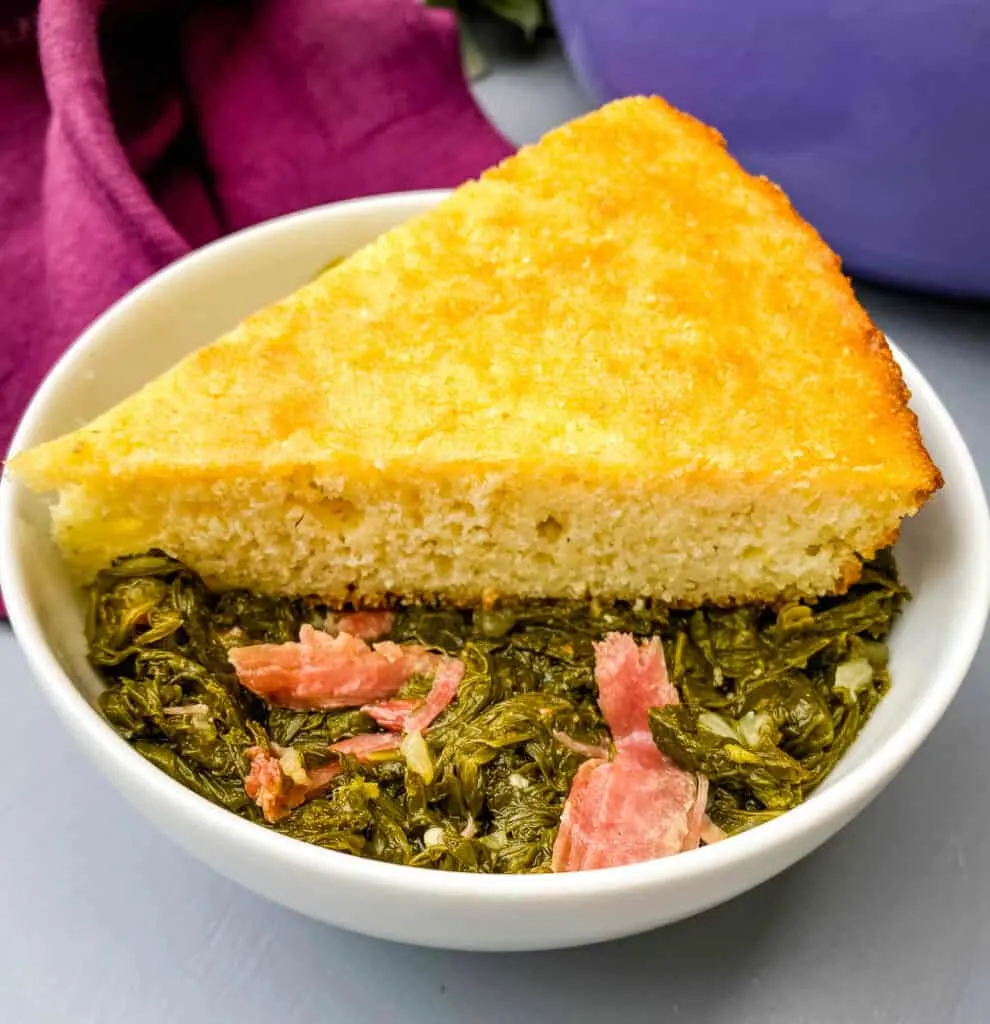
left=245, top=747, right=297, bottom=823
left=593, top=632, right=679, bottom=747
left=334, top=611, right=396, bottom=641
left=306, top=761, right=345, bottom=789
left=229, top=625, right=440, bottom=710
left=239, top=637, right=466, bottom=818
left=552, top=632, right=709, bottom=872
left=553, top=756, right=706, bottom=871
left=244, top=746, right=344, bottom=823
left=700, top=814, right=728, bottom=845
left=361, top=658, right=465, bottom=734
left=551, top=758, right=605, bottom=871
left=406, top=658, right=465, bottom=733
left=330, top=657, right=465, bottom=763
left=364, top=698, right=423, bottom=732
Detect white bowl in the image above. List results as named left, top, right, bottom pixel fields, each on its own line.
left=3, top=192, right=989, bottom=951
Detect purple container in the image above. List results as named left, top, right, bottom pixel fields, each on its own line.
left=551, top=0, right=990, bottom=297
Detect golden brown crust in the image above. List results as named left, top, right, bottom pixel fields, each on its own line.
left=7, top=95, right=942, bottom=608
left=10, top=95, right=941, bottom=506
left=833, top=557, right=865, bottom=596
left=866, top=329, right=943, bottom=497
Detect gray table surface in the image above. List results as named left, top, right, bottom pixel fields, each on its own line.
left=4, top=34, right=990, bottom=1024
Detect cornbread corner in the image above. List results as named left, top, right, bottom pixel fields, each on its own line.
left=7, top=96, right=941, bottom=607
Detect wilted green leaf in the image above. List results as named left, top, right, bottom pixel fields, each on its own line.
left=134, top=740, right=255, bottom=814
left=87, top=550, right=905, bottom=867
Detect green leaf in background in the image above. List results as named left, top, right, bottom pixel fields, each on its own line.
left=458, top=21, right=491, bottom=81
left=422, top=0, right=553, bottom=80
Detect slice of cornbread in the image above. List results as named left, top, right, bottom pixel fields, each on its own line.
left=7, top=97, right=940, bottom=606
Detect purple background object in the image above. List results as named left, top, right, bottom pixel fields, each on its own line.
left=551, top=0, right=990, bottom=297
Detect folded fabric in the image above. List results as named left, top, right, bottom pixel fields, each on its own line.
left=0, top=0, right=512, bottom=613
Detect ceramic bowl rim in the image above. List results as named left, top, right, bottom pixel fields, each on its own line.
left=2, top=190, right=988, bottom=904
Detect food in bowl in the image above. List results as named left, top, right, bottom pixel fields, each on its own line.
left=85, top=549, right=906, bottom=872
left=6, top=97, right=940, bottom=874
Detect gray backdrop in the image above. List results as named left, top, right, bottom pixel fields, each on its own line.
left=3, top=32, right=988, bottom=1024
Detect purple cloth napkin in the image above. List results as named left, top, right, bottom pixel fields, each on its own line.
left=0, top=0, right=512, bottom=614
left=0, top=0, right=512, bottom=459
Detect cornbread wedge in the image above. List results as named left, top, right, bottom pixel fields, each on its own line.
left=8, top=97, right=940, bottom=606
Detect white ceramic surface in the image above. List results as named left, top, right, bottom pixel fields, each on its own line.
left=2, top=192, right=988, bottom=952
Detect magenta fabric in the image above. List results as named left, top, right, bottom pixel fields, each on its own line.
left=0, top=0, right=512, bottom=459
left=0, top=0, right=512, bottom=613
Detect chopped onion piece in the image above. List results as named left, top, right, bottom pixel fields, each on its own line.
left=423, top=827, right=445, bottom=847
left=834, top=658, right=874, bottom=697
left=737, top=710, right=776, bottom=749
left=400, top=730, right=435, bottom=784
left=278, top=746, right=310, bottom=787
left=698, top=710, right=739, bottom=741
left=480, top=830, right=507, bottom=851
left=162, top=703, right=209, bottom=717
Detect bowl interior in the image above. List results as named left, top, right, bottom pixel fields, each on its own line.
left=3, top=191, right=988, bottom=911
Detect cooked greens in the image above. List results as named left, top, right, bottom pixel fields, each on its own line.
left=650, top=553, right=904, bottom=832
left=87, top=551, right=905, bottom=871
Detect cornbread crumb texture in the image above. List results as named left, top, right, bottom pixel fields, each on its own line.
left=9, top=96, right=940, bottom=605
left=51, top=467, right=902, bottom=607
